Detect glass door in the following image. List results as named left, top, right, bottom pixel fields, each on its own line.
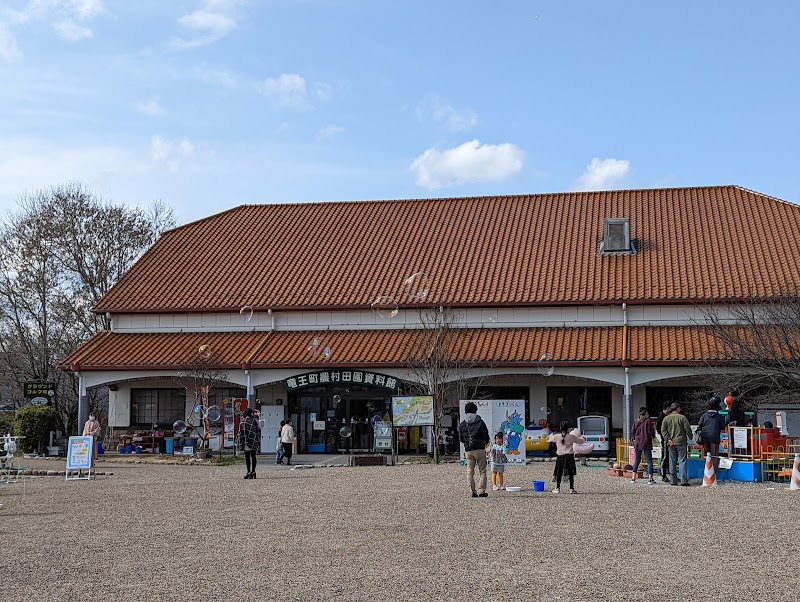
left=298, top=395, right=323, bottom=453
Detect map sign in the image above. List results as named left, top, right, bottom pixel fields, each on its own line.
left=392, top=396, right=434, bottom=427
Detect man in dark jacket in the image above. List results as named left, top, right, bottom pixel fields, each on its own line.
left=697, top=397, right=725, bottom=472
left=655, top=402, right=671, bottom=482
left=458, top=402, right=490, bottom=497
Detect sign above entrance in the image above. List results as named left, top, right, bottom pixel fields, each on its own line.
left=283, top=370, right=402, bottom=393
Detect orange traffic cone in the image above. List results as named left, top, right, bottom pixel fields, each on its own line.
left=790, top=454, right=800, bottom=491
left=702, top=452, right=717, bottom=488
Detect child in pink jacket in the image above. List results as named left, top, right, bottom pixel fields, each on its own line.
left=547, top=421, right=587, bottom=494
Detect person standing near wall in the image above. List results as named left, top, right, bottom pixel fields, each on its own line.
left=237, top=408, right=263, bottom=479
left=696, top=397, right=725, bottom=472
left=280, top=418, right=296, bottom=466
left=655, top=402, right=671, bottom=482
left=276, top=420, right=286, bottom=464
left=458, top=402, right=490, bottom=498
left=82, top=413, right=101, bottom=465
left=630, top=407, right=656, bottom=484
left=660, top=402, right=693, bottom=486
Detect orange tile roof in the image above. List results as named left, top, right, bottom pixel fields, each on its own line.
left=62, top=326, right=730, bottom=371
left=94, top=185, right=800, bottom=313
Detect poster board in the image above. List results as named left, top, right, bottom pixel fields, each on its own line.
left=65, top=436, right=92, bottom=481
left=392, top=396, right=434, bottom=426
left=459, top=400, right=526, bottom=463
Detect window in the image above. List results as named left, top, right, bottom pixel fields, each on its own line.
left=207, top=387, right=246, bottom=406
left=131, top=389, right=185, bottom=427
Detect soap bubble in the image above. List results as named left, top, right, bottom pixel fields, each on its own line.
left=370, top=414, right=382, bottom=426
left=308, top=336, right=332, bottom=360
left=192, top=405, right=204, bottom=417
left=332, top=394, right=341, bottom=405
left=488, top=311, right=498, bottom=323
left=371, top=296, right=399, bottom=319
left=339, top=426, right=352, bottom=438
left=173, top=420, right=187, bottom=435
left=366, top=401, right=376, bottom=412
left=205, top=405, right=222, bottom=421
left=538, top=353, right=555, bottom=377
left=198, top=344, right=212, bottom=359
left=403, top=272, right=430, bottom=300
left=239, top=306, right=254, bottom=322
left=539, top=406, right=552, bottom=416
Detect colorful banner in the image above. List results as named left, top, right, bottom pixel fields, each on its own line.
left=66, top=436, right=93, bottom=470
left=459, top=399, right=526, bottom=463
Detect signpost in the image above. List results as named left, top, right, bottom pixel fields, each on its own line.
left=24, top=381, right=55, bottom=406
left=65, top=436, right=93, bottom=481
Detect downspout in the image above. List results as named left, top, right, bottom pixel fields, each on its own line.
left=245, top=369, right=255, bottom=410
left=622, top=303, right=631, bottom=441
left=268, top=308, right=275, bottom=331
left=76, top=370, right=88, bottom=436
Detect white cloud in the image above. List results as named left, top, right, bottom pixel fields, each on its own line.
left=261, top=73, right=309, bottom=109
left=135, top=100, right=165, bottom=117
left=410, top=139, right=525, bottom=190
left=417, top=96, right=478, bottom=132
left=316, top=124, right=345, bottom=140
left=172, top=0, right=243, bottom=48
left=70, top=0, right=104, bottom=20
left=0, top=23, right=22, bottom=63
left=0, top=0, right=104, bottom=54
left=150, top=135, right=195, bottom=172
left=573, top=158, right=631, bottom=191
left=259, top=74, right=336, bottom=110
left=53, top=20, right=93, bottom=41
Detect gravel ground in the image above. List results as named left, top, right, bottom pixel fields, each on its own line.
left=1, top=456, right=798, bottom=602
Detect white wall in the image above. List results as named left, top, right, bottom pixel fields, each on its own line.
left=110, top=303, right=748, bottom=334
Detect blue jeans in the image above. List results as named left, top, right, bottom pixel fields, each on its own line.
left=668, top=445, right=688, bottom=484
left=632, top=447, right=653, bottom=478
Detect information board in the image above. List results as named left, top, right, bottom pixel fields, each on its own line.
left=459, top=400, right=526, bottom=463
left=65, top=436, right=93, bottom=480
left=392, top=396, right=434, bottom=426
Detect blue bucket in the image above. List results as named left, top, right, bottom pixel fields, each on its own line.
left=532, top=480, right=546, bottom=492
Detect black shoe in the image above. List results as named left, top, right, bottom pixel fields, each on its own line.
left=478, top=492, right=488, bottom=497
left=681, top=483, right=690, bottom=487
left=671, top=483, right=678, bottom=486
left=662, top=476, right=670, bottom=482
left=471, top=492, right=478, bottom=497
left=286, top=461, right=291, bottom=465
left=251, top=472, right=256, bottom=479
left=244, top=473, right=252, bottom=479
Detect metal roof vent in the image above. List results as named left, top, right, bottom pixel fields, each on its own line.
left=600, top=218, right=635, bottom=254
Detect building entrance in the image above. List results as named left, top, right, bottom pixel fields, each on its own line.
left=289, top=386, right=392, bottom=453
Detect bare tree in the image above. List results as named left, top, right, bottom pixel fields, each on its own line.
left=0, top=183, right=176, bottom=435
left=174, top=346, right=230, bottom=453
left=697, top=292, right=800, bottom=408
left=403, top=306, right=489, bottom=463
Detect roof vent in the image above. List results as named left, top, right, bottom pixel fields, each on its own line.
left=600, top=218, right=633, bottom=254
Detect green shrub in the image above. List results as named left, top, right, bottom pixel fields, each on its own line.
left=13, top=406, right=58, bottom=452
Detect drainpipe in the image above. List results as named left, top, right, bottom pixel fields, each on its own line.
left=268, top=308, right=275, bottom=331
left=76, top=371, right=88, bottom=436
left=622, top=303, right=631, bottom=441
left=245, top=369, right=255, bottom=410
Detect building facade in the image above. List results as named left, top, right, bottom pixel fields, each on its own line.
left=61, top=185, right=800, bottom=452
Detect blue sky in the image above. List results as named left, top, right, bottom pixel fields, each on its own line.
left=1, top=1, right=799, bottom=224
